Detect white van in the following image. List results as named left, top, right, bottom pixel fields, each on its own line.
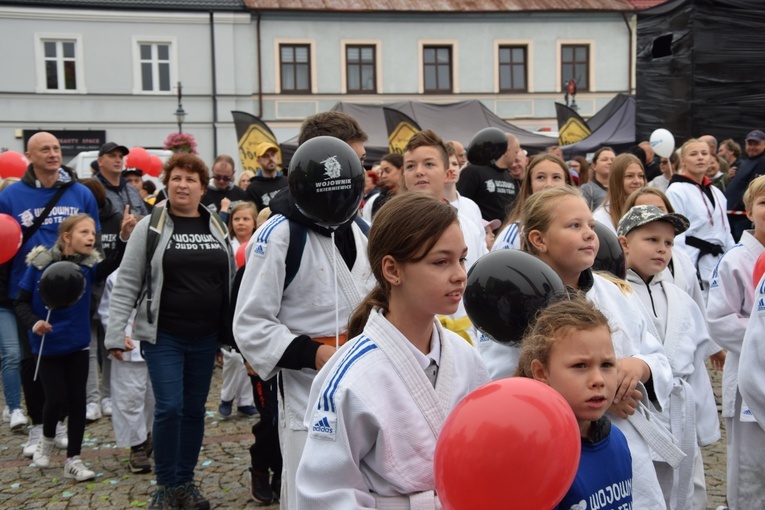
left=67, top=149, right=174, bottom=189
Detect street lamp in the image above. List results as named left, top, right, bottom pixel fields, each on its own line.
left=174, top=81, right=187, bottom=133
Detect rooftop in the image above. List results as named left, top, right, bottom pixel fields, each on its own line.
left=242, top=0, right=635, bottom=12
left=3, top=0, right=245, bottom=11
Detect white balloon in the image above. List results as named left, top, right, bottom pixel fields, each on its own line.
left=650, top=128, right=676, bottom=158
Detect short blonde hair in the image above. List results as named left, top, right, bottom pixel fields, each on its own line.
left=744, top=175, right=765, bottom=213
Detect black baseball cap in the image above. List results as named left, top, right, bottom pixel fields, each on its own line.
left=99, top=142, right=129, bottom=157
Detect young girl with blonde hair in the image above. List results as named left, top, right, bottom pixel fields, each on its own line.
left=592, top=153, right=646, bottom=233
left=296, top=193, right=489, bottom=507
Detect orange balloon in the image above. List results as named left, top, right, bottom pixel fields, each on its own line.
left=435, top=378, right=581, bottom=510
left=236, top=242, right=248, bottom=269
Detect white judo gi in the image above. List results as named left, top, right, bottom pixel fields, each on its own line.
left=737, top=276, right=765, bottom=510
left=707, top=230, right=765, bottom=509
left=99, top=270, right=154, bottom=449
left=666, top=179, right=734, bottom=292
left=233, top=214, right=375, bottom=509
left=296, top=308, right=490, bottom=509
left=627, top=269, right=720, bottom=510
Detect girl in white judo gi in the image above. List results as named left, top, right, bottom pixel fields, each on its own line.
left=665, top=139, right=734, bottom=295
left=518, top=186, right=679, bottom=509
left=617, top=205, right=720, bottom=509
left=296, top=193, right=490, bottom=509
left=707, top=175, right=765, bottom=509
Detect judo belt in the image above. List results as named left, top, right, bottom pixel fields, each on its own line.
left=668, top=380, right=697, bottom=510
left=437, top=316, right=472, bottom=344
left=629, top=401, right=685, bottom=469
left=684, top=236, right=724, bottom=258
left=312, top=333, right=348, bottom=347
left=373, top=490, right=438, bottom=510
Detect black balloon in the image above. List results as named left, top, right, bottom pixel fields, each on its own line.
left=466, top=127, right=508, bottom=166
left=288, top=136, right=364, bottom=227
left=39, top=261, right=86, bottom=310
left=464, top=250, right=567, bottom=346
left=593, top=221, right=626, bottom=280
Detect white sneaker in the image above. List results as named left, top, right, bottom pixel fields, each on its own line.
left=2, top=406, right=9, bottom=423
left=23, top=424, right=42, bottom=457
left=64, top=456, right=95, bottom=482
left=9, top=408, right=28, bottom=431
left=33, top=436, right=55, bottom=467
left=54, top=421, right=68, bottom=449
left=85, top=402, right=101, bottom=421
left=101, top=398, right=112, bottom=417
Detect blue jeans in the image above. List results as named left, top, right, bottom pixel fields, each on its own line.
left=0, top=307, right=23, bottom=410
left=142, top=330, right=217, bottom=487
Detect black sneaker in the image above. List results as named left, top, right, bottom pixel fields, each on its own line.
left=129, top=446, right=152, bottom=474
left=249, top=467, right=273, bottom=504
left=174, top=481, right=210, bottom=510
left=148, top=486, right=179, bottom=510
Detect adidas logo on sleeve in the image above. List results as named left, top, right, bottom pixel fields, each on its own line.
left=311, top=415, right=336, bottom=439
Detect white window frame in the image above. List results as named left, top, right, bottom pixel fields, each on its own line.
left=132, top=36, right=178, bottom=95
left=494, top=39, right=534, bottom=93
left=34, top=33, right=86, bottom=94
left=340, top=39, right=382, bottom=94
left=417, top=39, right=459, bottom=94
left=556, top=39, right=595, bottom=93
left=274, top=38, right=317, bottom=94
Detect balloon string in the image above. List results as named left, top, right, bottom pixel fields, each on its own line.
left=332, top=231, right=339, bottom=351
left=33, top=308, right=52, bottom=382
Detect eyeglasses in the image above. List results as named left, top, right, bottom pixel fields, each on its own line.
left=660, top=159, right=669, bottom=165
left=213, top=175, right=233, bottom=182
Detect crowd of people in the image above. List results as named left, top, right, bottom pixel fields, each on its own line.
left=1, top=116, right=765, bottom=510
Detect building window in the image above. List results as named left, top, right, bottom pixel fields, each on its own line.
left=43, top=40, right=78, bottom=91
left=280, top=44, right=311, bottom=94
left=498, top=45, right=527, bottom=93
left=346, top=45, right=376, bottom=93
left=139, top=43, right=172, bottom=92
left=561, top=44, right=589, bottom=92
left=423, top=46, right=452, bottom=93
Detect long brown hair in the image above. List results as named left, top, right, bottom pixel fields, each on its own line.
left=606, top=153, right=645, bottom=228
left=503, top=153, right=573, bottom=227
left=347, top=193, right=458, bottom=337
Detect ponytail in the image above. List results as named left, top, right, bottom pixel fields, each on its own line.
left=348, top=285, right=389, bottom=338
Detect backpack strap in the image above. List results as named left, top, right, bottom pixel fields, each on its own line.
left=284, top=220, right=307, bottom=290
left=282, top=216, right=370, bottom=291
left=144, top=205, right=166, bottom=324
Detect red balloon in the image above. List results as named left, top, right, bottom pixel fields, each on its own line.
left=0, top=213, right=23, bottom=264
left=435, top=378, right=581, bottom=510
left=754, top=251, right=765, bottom=288
left=146, top=155, right=163, bottom=178
left=236, top=242, right=248, bottom=269
left=125, top=147, right=152, bottom=172
left=0, top=151, right=28, bottom=179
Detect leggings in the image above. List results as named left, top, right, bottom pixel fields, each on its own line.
left=37, top=349, right=89, bottom=458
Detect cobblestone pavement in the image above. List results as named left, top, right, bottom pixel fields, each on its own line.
left=0, top=364, right=728, bottom=509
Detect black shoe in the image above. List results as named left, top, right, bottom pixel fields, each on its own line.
left=129, top=446, right=152, bottom=474
left=148, top=486, right=180, bottom=510
left=174, top=481, right=210, bottom=510
left=143, top=432, right=153, bottom=458
left=271, top=472, right=281, bottom=502
left=250, top=467, right=273, bottom=504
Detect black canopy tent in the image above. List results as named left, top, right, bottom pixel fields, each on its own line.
left=635, top=0, right=765, bottom=145
left=560, top=94, right=637, bottom=158
left=279, top=100, right=556, bottom=166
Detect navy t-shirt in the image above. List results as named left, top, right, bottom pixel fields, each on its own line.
left=555, top=421, right=633, bottom=510
left=158, top=214, right=228, bottom=336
